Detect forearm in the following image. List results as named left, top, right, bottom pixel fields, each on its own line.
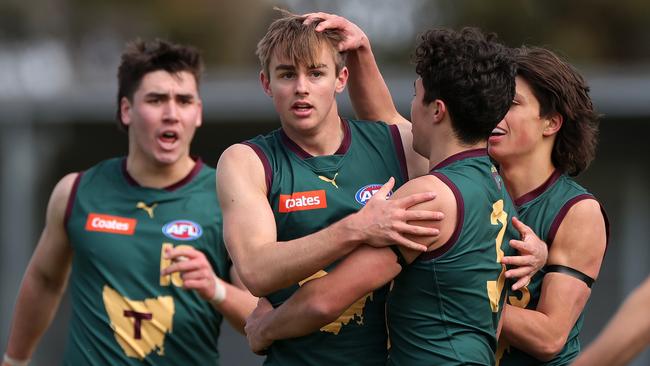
left=574, top=277, right=650, bottom=366
left=346, top=39, right=399, bottom=123
left=501, top=304, right=564, bottom=361
left=257, top=283, right=343, bottom=342
left=235, top=217, right=361, bottom=296
left=212, top=280, right=257, bottom=334
left=255, top=246, right=400, bottom=342
left=5, top=273, right=67, bottom=360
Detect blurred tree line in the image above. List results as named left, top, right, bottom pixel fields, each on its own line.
left=1, top=0, right=648, bottom=71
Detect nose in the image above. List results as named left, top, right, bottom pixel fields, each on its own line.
left=163, top=100, right=179, bottom=122
left=295, top=74, right=309, bottom=96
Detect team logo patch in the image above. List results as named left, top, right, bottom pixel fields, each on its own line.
left=278, top=190, right=327, bottom=213
left=162, top=220, right=203, bottom=241
left=86, top=213, right=137, bottom=235
left=355, top=184, right=391, bottom=205
left=102, top=285, right=174, bottom=359
left=490, top=165, right=503, bottom=191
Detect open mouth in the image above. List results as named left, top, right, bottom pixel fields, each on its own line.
left=490, top=127, right=507, bottom=136
left=292, top=101, right=313, bottom=112
left=159, top=131, right=179, bottom=145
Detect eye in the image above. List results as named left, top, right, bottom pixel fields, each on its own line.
left=279, top=72, right=295, bottom=80
left=310, top=70, right=324, bottom=78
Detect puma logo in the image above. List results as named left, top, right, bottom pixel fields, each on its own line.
left=318, top=172, right=339, bottom=189
left=136, top=202, right=157, bottom=218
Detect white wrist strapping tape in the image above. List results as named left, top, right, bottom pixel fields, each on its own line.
left=210, top=275, right=227, bottom=305
left=3, top=354, right=30, bottom=366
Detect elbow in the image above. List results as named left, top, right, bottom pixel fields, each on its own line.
left=534, top=335, right=567, bottom=362
left=306, top=297, right=343, bottom=325
left=236, top=267, right=270, bottom=297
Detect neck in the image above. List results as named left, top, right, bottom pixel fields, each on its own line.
left=282, top=111, right=344, bottom=156
left=427, top=124, right=486, bottom=169
left=125, top=154, right=196, bottom=189
left=498, top=152, right=555, bottom=200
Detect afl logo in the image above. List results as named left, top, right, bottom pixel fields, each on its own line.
left=162, top=220, right=203, bottom=241
left=355, top=184, right=392, bottom=205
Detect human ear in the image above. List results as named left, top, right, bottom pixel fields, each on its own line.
left=260, top=70, right=272, bottom=97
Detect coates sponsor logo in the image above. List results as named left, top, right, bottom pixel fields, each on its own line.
left=355, top=184, right=392, bottom=206
left=278, top=190, right=327, bottom=213
left=85, top=213, right=136, bottom=235
left=162, top=220, right=203, bottom=241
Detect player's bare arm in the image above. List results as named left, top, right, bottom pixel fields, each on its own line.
left=159, top=246, right=257, bottom=334
left=500, top=199, right=607, bottom=360
left=4, top=173, right=77, bottom=363
left=573, top=275, right=650, bottom=366
left=304, top=12, right=402, bottom=125
left=244, top=245, right=401, bottom=354
left=304, top=12, right=429, bottom=178
left=218, top=144, right=442, bottom=296
left=243, top=176, right=452, bottom=353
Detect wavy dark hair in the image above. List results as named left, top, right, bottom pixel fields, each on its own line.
left=414, top=27, right=515, bottom=144
left=116, top=38, right=203, bottom=130
left=515, top=47, right=599, bottom=176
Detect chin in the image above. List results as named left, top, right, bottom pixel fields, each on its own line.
left=153, top=153, right=181, bottom=166
left=487, top=147, right=513, bottom=166
left=284, top=119, right=319, bottom=133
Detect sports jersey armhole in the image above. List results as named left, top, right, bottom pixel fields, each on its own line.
left=389, top=124, right=409, bottom=182
left=546, top=194, right=603, bottom=248
left=64, top=171, right=84, bottom=228
left=418, top=172, right=464, bottom=261
left=600, top=204, right=611, bottom=255
left=242, top=142, right=272, bottom=195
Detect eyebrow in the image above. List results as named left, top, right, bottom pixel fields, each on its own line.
left=144, top=92, right=195, bottom=100
left=274, top=63, right=328, bottom=71
left=275, top=64, right=297, bottom=72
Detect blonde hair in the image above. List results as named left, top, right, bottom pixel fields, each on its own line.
left=256, top=9, right=346, bottom=76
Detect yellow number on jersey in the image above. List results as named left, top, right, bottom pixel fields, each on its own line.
left=486, top=199, right=508, bottom=312
left=159, top=243, right=193, bottom=287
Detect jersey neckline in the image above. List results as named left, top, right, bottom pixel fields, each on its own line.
left=430, top=148, right=488, bottom=172
left=121, top=157, right=203, bottom=191
left=514, top=169, right=562, bottom=207
left=279, top=118, right=352, bottom=159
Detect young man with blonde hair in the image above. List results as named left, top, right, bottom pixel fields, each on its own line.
left=217, top=10, right=443, bottom=365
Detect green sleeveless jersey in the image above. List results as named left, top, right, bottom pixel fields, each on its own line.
left=497, top=171, right=609, bottom=366
left=387, top=149, right=517, bottom=366
left=245, top=119, right=409, bottom=366
left=63, top=158, right=230, bottom=365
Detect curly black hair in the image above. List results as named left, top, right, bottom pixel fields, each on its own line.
left=414, top=27, right=515, bottom=144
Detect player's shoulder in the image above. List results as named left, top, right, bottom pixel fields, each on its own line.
left=395, top=174, right=455, bottom=209
left=563, top=197, right=604, bottom=226
left=47, top=172, right=80, bottom=219
left=219, top=143, right=262, bottom=167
